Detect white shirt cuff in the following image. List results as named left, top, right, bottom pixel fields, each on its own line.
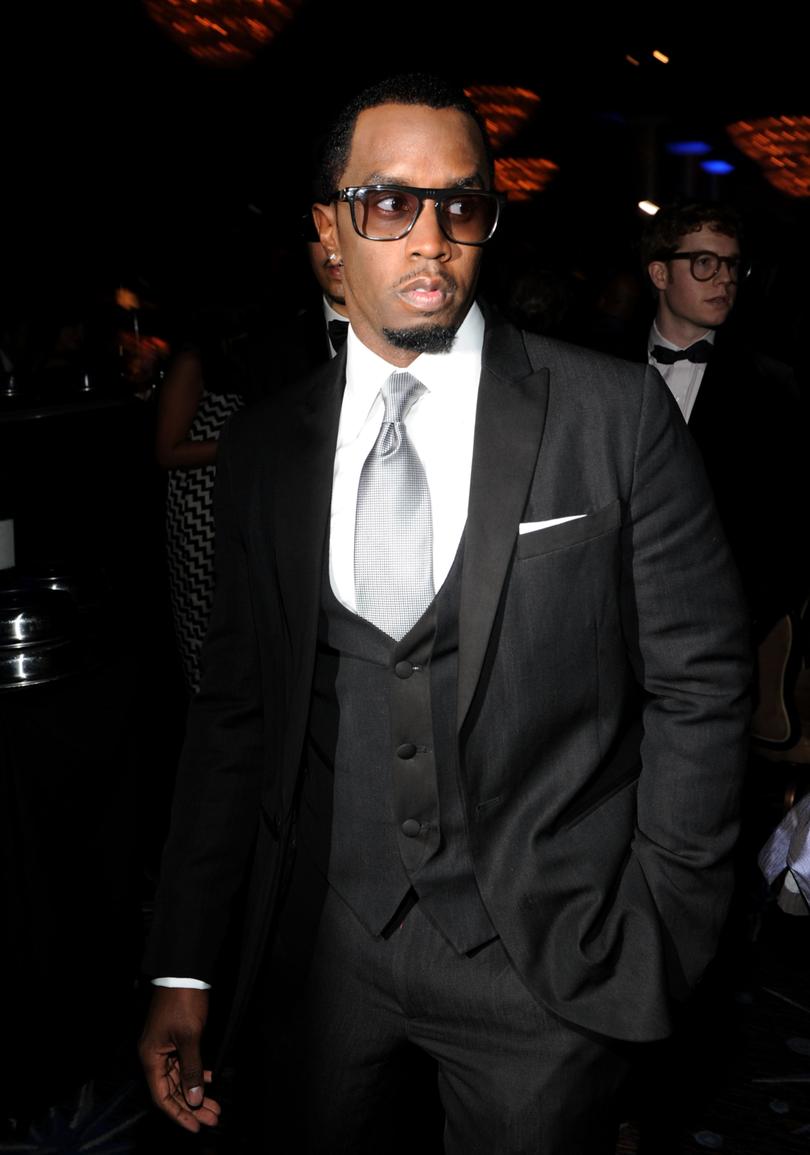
left=151, top=976, right=211, bottom=990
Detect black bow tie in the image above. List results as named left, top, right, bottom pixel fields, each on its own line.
left=328, top=319, right=349, bottom=352
left=651, top=339, right=713, bottom=365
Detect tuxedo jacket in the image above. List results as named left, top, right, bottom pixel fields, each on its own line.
left=646, top=334, right=808, bottom=640
left=145, top=310, right=751, bottom=1045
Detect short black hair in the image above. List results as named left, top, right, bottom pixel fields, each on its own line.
left=314, top=73, right=493, bottom=201
left=641, top=200, right=743, bottom=268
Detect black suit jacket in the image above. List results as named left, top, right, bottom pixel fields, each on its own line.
left=681, top=338, right=808, bottom=639
left=145, top=312, right=751, bottom=1045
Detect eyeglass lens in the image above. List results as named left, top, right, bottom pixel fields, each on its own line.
left=688, top=252, right=743, bottom=281
left=353, top=188, right=498, bottom=243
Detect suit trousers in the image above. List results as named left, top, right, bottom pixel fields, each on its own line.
left=265, top=884, right=631, bottom=1154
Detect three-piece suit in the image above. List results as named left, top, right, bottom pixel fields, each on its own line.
left=145, top=309, right=750, bottom=1135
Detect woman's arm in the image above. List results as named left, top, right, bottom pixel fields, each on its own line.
left=155, top=350, right=218, bottom=469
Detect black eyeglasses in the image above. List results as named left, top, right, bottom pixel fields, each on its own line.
left=331, top=185, right=504, bottom=245
left=667, top=250, right=751, bottom=283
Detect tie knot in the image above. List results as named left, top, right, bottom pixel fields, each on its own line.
left=381, top=371, right=425, bottom=424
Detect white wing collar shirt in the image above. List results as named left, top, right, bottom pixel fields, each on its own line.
left=647, top=320, right=716, bottom=423
left=329, top=302, right=484, bottom=611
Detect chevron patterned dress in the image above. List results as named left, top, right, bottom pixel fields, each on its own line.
left=166, top=388, right=244, bottom=694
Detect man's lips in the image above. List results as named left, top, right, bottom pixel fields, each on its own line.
left=396, top=276, right=456, bottom=312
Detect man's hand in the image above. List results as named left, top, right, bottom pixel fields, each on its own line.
left=139, top=986, right=221, bottom=1132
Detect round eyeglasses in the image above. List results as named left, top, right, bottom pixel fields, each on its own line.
left=332, top=185, right=504, bottom=245
left=667, top=250, right=751, bottom=283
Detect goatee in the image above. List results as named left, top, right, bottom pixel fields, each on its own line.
left=382, top=324, right=458, bottom=355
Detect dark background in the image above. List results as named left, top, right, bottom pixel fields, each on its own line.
left=3, top=6, right=810, bottom=320
left=2, top=10, right=809, bottom=1151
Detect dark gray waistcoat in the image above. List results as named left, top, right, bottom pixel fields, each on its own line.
left=300, top=541, right=496, bottom=955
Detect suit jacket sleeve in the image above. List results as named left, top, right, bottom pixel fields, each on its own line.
left=623, top=365, right=751, bottom=1000
left=143, top=413, right=268, bottom=983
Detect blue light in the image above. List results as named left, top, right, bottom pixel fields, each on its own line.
left=666, top=140, right=712, bottom=156
left=701, top=159, right=735, bottom=175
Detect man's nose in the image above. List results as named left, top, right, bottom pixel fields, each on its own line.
left=714, top=258, right=733, bottom=283
left=406, top=199, right=451, bottom=260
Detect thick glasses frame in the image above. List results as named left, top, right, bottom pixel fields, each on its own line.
left=667, top=250, right=751, bottom=282
left=332, top=185, right=505, bottom=245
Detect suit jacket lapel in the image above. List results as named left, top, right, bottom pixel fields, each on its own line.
left=268, top=322, right=549, bottom=738
left=457, top=321, right=550, bottom=732
left=273, top=350, right=345, bottom=679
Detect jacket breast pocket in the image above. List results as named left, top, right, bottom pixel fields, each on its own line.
left=516, top=499, right=621, bottom=560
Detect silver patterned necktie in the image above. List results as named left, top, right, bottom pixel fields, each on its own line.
left=354, top=370, right=434, bottom=640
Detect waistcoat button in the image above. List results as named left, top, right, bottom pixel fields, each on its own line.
left=396, top=742, right=417, bottom=759
left=394, top=660, right=415, bottom=679
left=401, top=818, right=421, bottom=838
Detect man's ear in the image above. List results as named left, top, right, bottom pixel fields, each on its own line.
left=312, top=203, right=338, bottom=259
left=647, top=260, right=670, bottom=291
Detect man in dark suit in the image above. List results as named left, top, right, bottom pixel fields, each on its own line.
left=242, top=218, right=348, bottom=398
left=643, top=201, right=807, bottom=646
left=140, top=76, right=751, bottom=1153
left=303, top=217, right=351, bottom=357
left=643, top=201, right=808, bottom=766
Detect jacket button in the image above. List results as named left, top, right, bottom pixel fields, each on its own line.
left=395, top=660, right=414, bottom=679
left=401, top=819, right=421, bottom=838
left=396, top=742, right=417, bottom=759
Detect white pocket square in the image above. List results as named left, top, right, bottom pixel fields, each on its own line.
left=518, top=515, right=586, bottom=535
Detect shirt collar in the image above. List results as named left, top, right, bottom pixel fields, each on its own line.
left=322, top=296, right=348, bottom=326
left=342, top=301, right=484, bottom=433
left=649, top=319, right=716, bottom=355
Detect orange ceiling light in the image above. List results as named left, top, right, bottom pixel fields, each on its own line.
left=464, top=85, right=541, bottom=150
left=495, top=157, right=558, bottom=201
left=727, top=115, right=810, bottom=198
left=143, top=0, right=300, bottom=66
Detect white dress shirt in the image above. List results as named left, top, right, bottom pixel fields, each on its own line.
left=153, top=302, right=486, bottom=990
left=329, top=302, right=484, bottom=609
left=647, top=321, right=715, bottom=423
